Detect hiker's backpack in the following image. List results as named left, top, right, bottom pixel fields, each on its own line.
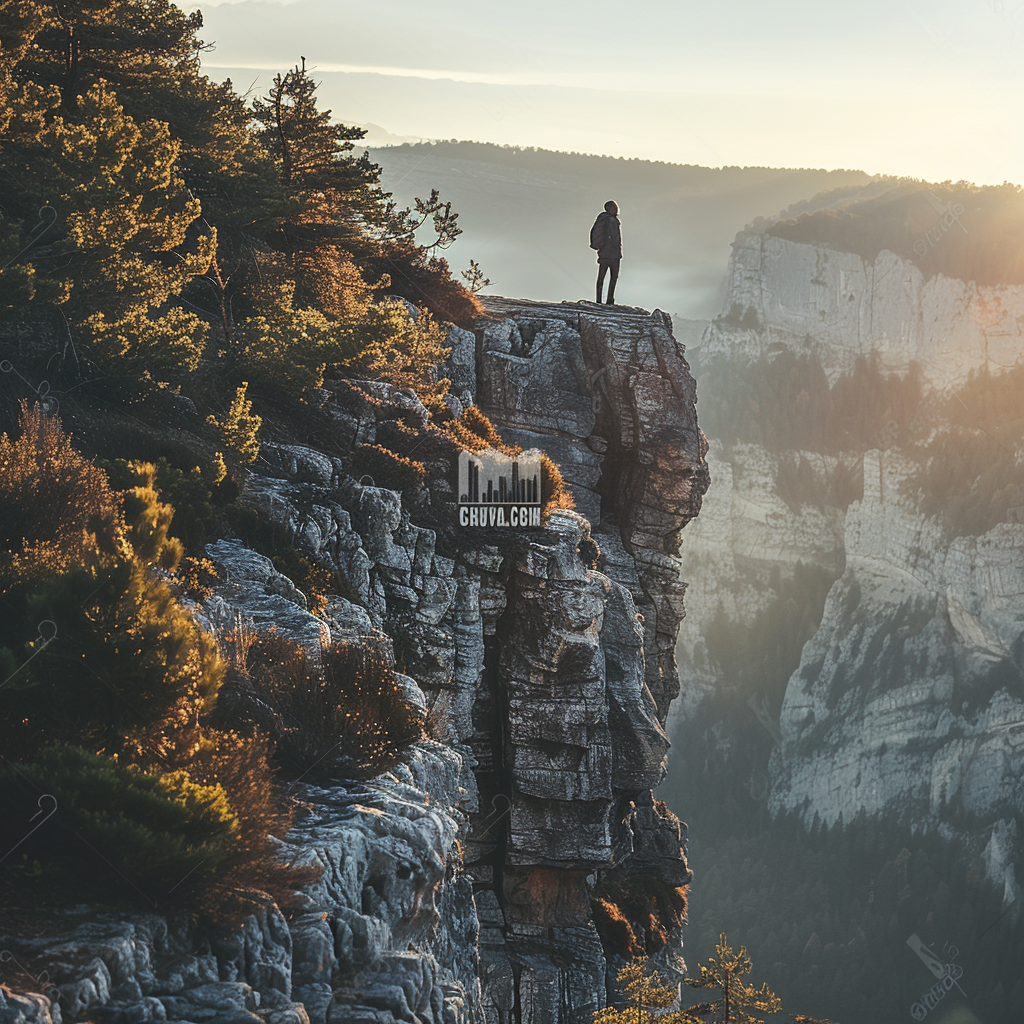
left=590, top=216, right=606, bottom=251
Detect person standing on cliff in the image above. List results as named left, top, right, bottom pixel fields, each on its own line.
left=590, top=200, right=622, bottom=304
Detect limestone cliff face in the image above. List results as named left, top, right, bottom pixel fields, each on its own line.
left=769, top=453, right=1024, bottom=860
left=459, top=297, right=708, bottom=1021
left=465, top=296, right=708, bottom=717
left=674, top=229, right=1024, bottom=914
left=702, top=230, right=1024, bottom=389
left=1, top=300, right=707, bottom=1024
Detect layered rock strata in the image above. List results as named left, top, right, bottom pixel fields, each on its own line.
left=700, top=231, right=1024, bottom=390
left=0, top=299, right=707, bottom=1024
left=449, top=297, right=707, bottom=1020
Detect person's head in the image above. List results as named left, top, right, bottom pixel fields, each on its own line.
left=604, top=200, right=618, bottom=216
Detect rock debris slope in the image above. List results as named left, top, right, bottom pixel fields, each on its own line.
left=0, top=298, right=707, bottom=1024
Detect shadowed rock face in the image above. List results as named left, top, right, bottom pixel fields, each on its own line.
left=467, top=297, right=709, bottom=719
left=444, top=297, right=708, bottom=1020
left=0, top=299, right=707, bottom=1024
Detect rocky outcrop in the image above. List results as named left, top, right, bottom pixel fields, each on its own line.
left=701, top=231, right=1024, bottom=390
left=447, top=296, right=706, bottom=1020
left=469, top=297, right=709, bottom=718
left=769, top=451, right=1024, bottom=873
left=2, top=299, right=706, bottom=1024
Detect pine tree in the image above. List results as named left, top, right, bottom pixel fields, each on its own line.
left=250, top=57, right=381, bottom=256
left=2, top=0, right=482, bottom=401
left=251, top=59, right=369, bottom=190
left=9, top=0, right=205, bottom=112
left=2, top=2, right=292, bottom=257
left=0, top=65, right=212, bottom=371
left=594, top=956, right=703, bottom=1024
left=684, top=933, right=782, bottom=1024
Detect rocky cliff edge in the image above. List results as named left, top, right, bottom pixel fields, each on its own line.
left=0, top=298, right=708, bottom=1024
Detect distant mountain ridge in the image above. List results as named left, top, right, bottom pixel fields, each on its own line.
left=369, top=141, right=872, bottom=318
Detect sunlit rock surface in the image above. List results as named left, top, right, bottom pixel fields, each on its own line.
left=701, top=231, right=1024, bottom=390
left=770, top=452, right=1024, bottom=836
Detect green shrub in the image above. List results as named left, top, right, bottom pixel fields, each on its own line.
left=342, top=298, right=454, bottom=403
left=105, top=456, right=225, bottom=556
left=1, top=745, right=238, bottom=906
left=0, top=408, right=224, bottom=762
left=0, top=563, right=224, bottom=762
left=371, top=238, right=484, bottom=328
left=119, top=460, right=186, bottom=572
left=0, top=411, right=315, bottom=922
left=176, top=727, right=321, bottom=922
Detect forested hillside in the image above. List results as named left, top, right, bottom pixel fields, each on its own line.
left=767, top=178, right=1024, bottom=285
left=0, top=0, right=484, bottom=924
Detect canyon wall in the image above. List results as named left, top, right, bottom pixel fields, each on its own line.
left=674, top=232, right=1024, bottom=910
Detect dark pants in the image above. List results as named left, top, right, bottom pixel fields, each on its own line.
left=596, top=258, right=620, bottom=303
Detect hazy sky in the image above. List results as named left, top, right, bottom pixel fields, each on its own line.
left=183, top=0, right=1023, bottom=184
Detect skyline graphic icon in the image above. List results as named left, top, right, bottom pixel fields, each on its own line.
left=458, top=449, right=542, bottom=506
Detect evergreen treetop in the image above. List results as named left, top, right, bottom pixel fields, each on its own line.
left=684, top=933, right=782, bottom=1024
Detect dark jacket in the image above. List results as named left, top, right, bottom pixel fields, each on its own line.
left=593, top=211, right=622, bottom=260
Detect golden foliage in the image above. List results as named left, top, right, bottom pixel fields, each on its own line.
left=350, top=443, right=426, bottom=493
left=0, top=403, right=129, bottom=584
left=592, top=876, right=689, bottom=957
left=206, top=382, right=261, bottom=463
left=684, top=933, right=782, bottom=1023
left=345, top=300, right=452, bottom=403
left=593, top=955, right=703, bottom=1024
left=177, top=727, right=320, bottom=921
left=121, top=460, right=185, bottom=572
